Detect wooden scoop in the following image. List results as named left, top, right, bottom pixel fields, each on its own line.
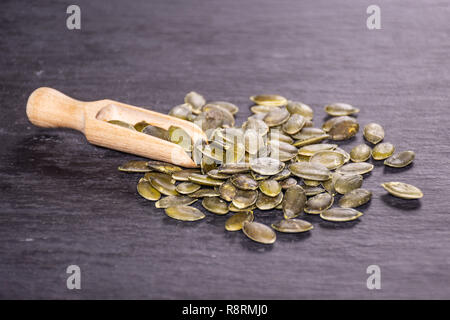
left=26, top=87, right=206, bottom=168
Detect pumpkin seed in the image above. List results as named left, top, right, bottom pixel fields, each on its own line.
left=202, top=197, right=229, bottom=215
left=206, top=169, right=230, bottom=180
left=324, top=103, right=359, bottom=116
left=250, top=94, right=287, bottom=107
left=155, top=195, right=197, bottom=208
left=334, top=147, right=351, bottom=163
left=169, top=103, right=193, bottom=120
left=176, top=182, right=201, bottom=195
left=281, top=114, right=306, bottom=135
left=268, top=131, right=294, bottom=144
left=118, top=160, right=152, bottom=172
left=188, top=173, right=224, bottom=186
left=230, top=174, right=259, bottom=190
left=303, top=179, right=321, bottom=186
left=145, top=172, right=175, bottom=184
left=259, top=179, right=282, bottom=197
left=232, top=189, right=258, bottom=209
left=323, top=116, right=359, bottom=140
left=242, top=221, right=277, bottom=244
left=218, top=162, right=251, bottom=174
left=384, top=151, right=415, bottom=168
left=289, top=162, right=332, bottom=181
left=320, top=208, right=363, bottom=222
left=381, top=182, right=423, bottom=199
left=309, top=150, right=346, bottom=170
left=250, top=157, right=285, bottom=175
left=271, top=219, right=313, bottom=233
left=201, top=104, right=235, bottom=127
left=250, top=105, right=272, bottom=114
left=137, top=178, right=161, bottom=201
left=372, top=142, right=395, bottom=160
left=142, top=125, right=170, bottom=140
left=201, top=156, right=217, bottom=175
left=336, top=162, right=374, bottom=175
left=280, top=177, right=298, bottom=190
left=334, top=174, right=363, bottom=194
left=304, top=192, right=334, bottom=214
left=272, top=168, right=291, bottom=181
left=188, top=188, right=220, bottom=198
left=350, top=144, right=372, bottom=162
left=206, top=101, right=239, bottom=115
left=149, top=176, right=179, bottom=196
left=244, top=129, right=265, bottom=155
left=363, top=123, right=384, bottom=144
left=168, top=126, right=192, bottom=152
left=165, top=205, right=205, bottom=221
left=291, top=127, right=325, bottom=140
left=219, top=180, right=237, bottom=201
left=321, top=172, right=341, bottom=196
left=242, top=118, right=269, bottom=136
left=264, top=107, right=290, bottom=127
left=295, top=154, right=311, bottom=162
left=185, top=91, right=206, bottom=114
left=286, top=101, right=314, bottom=119
left=172, top=169, right=201, bottom=181
left=108, top=120, right=136, bottom=130
left=292, top=134, right=330, bottom=147
left=225, top=211, right=254, bottom=231
left=147, top=161, right=182, bottom=174
left=256, top=192, right=284, bottom=210
left=339, top=188, right=372, bottom=208
left=302, top=185, right=325, bottom=196
left=282, top=185, right=307, bottom=219
left=134, top=121, right=151, bottom=132
left=229, top=203, right=257, bottom=212
left=298, top=143, right=338, bottom=157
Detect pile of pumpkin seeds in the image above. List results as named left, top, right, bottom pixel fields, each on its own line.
left=115, top=93, right=423, bottom=245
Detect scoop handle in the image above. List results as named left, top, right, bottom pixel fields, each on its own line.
left=26, top=87, right=85, bottom=132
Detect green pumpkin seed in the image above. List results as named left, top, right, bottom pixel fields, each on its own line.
left=188, top=188, right=220, bottom=198
left=339, top=188, right=372, bottom=208
left=188, top=173, right=224, bottom=186
left=304, top=192, right=334, bottom=214
left=334, top=147, right=351, bottom=163
left=323, top=116, right=359, bottom=140
left=168, top=126, right=192, bottom=152
left=268, top=131, right=294, bottom=144
left=384, top=151, right=415, bottom=168
left=295, top=154, right=311, bottom=162
left=324, top=103, right=359, bottom=116
left=232, top=189, right=258, bottom=209
left=264, top=107, right=290, bottom=127
left=171, top=169, right=201, bottom=181
left=185, top=91, right=206, bottom=114
left=165, top=205, right=205, bottom=221
left=350, top=144, right=372, bottom=162
left=291, top=127, right=326, bottom=140
left=321, top=172, right=341, bottom=196
left=229, top=203, right=257, bottom=212
left=202, top=104, right=235, bottom=127
left=256, top=192, right=283, bottom=210
left=155, top=195, right=197, bottom=208
left=108, top=120, right=136, bottom=130
left=320, top=208, right=363, bottom=222
left=250, top=94, right=287, bottom=107
left=250, top=157, right=285, bottom=175
left=250, top=105, right=272, bottom=114
left=147, top=161, right=182, bottom=174
left=289, top=162, right=332, bottom=181
left=381, top=182, right=423, bottom=199
left=282, top=185, right=307, bottom=219
left=142, top=125, right=170, bottom=140
left=271, top=219, right=313, bottom=233
left=292, top=134, right=330, bottom=147
left=137, top=178, right=161, bottom=201
left=298, top=144, right=338, bottom=157
left=206, top=169, right=230, bottom=180
left=302, top=185, right=325, bottom=196
left=242, top=118, right=269, bottom=136
left=149, top=176, right=179, bottom=196
left=286, top=101, right=314, bottom=119
left=336, top=162, right=374, bottom=175
left=145, top=172, right=175, bottom=184
left=225, top=211, right=254, bottom=231
left=218, top=162, right=251, bottom=174
left=303, top=179, right=321, bottom=186
left=205, top=101, right=239, bottom=115
left=230, top=174, right=259, bottom=190
left=279, top=177, right=297, bottom=190
left=309, top=150, right=346, bottom=170
left=272, top=168, right=291, bottom=181
left=281, top=114, right=306, bottom=135
left=259, top=179, right=282, bottom=197
left=118, top=160, right=152, bottom=172
left=202, top=197, right=229, bottom=215
left=219, top=180, right=237, bottom=201
left=363, top=123, right=384, bottom=144
left=175, top=182, right=201, bottom=195
left=334, top=174, right=363, bottom=194
left=244, top=129, right=265, bottom=155
left=134, top=121, right=151, bottom=132
left=372, top=142, right=395, bottom=160
left=242, top=221, right=277, bottom=244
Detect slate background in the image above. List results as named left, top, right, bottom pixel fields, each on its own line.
left=0, top=0, right=449, bottom=299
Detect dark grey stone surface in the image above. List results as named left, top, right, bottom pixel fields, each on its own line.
left=0, top=0, right=449, bottom=299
